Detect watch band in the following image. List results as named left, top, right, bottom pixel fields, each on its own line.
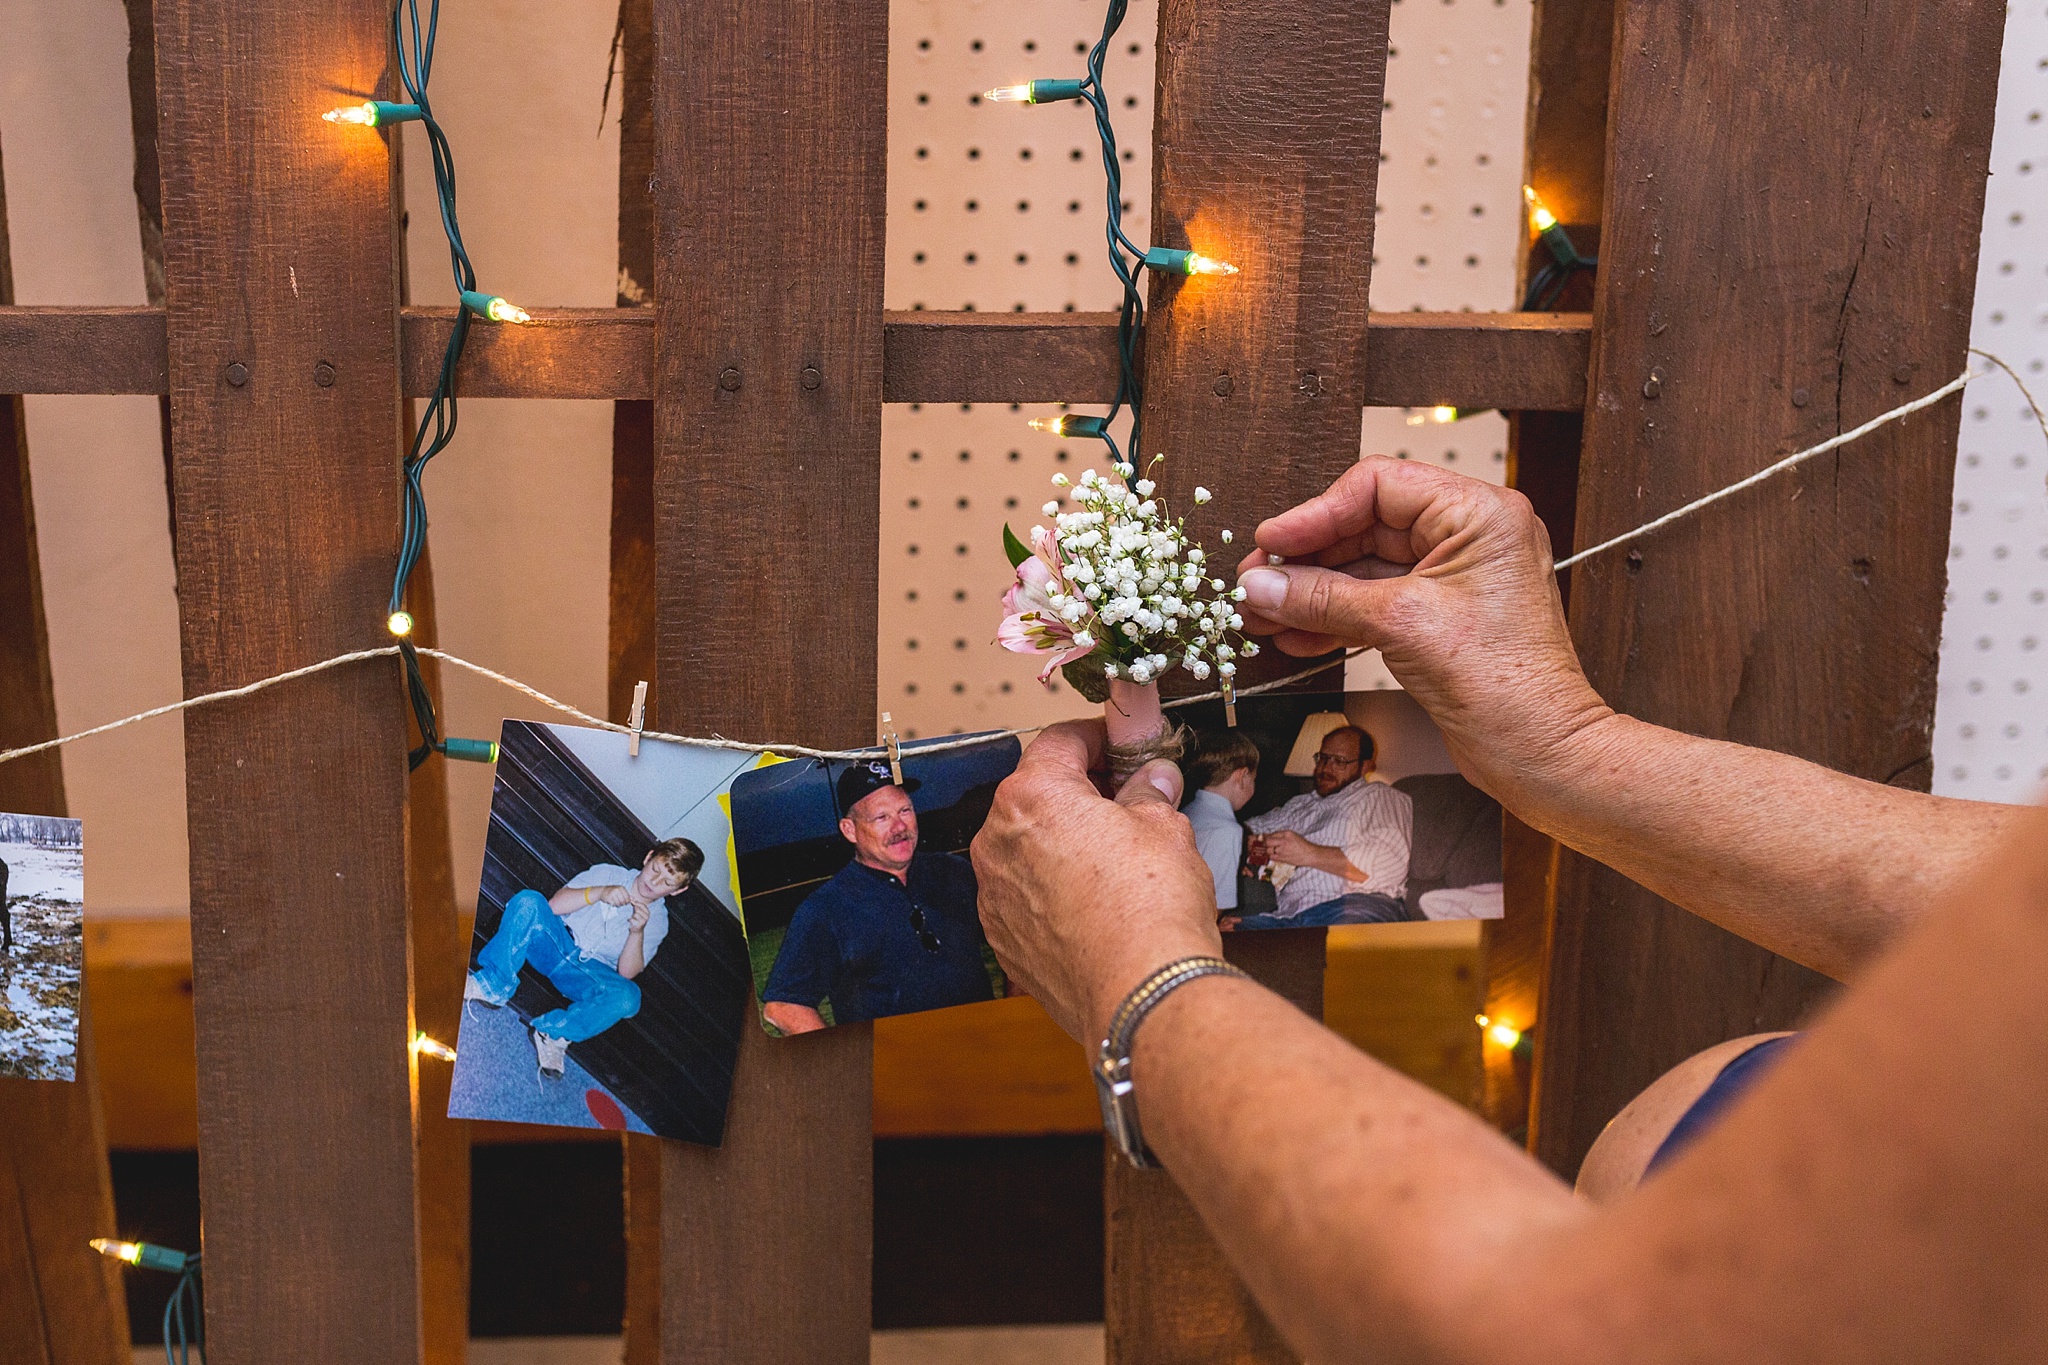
left=1095, top=955, right=1250, bottom=1169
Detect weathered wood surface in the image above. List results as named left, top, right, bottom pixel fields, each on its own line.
left=1484, top=0, right=1613, bottom=1144
left=1533, top=0, right=2007, bottom=1177
left=649, top=0, right=885, bottom=1354
left=154, top=0, right=422, bottom=1359
left=611, top=3, right=662, bottom=1361
left=403, top=547, right=471, bottom=1365
left=0, top=307, right=168, bottom=394
left=0, top=133, right=132, bottom=1365
left=1104, top=0, right=1392, bottom=1356
left=2, top=305, right=1589, bottom=413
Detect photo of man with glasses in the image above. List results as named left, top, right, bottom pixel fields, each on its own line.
left=1223, top=724, right=1414, bottom=929
left=761, top=759, right=1000, bottom=1033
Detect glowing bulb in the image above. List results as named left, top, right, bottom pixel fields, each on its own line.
left=986, top=84, right=1035, bottom=102
left=1523, top=185, right=1558, bottom=233
left=1405, top=405, right=1461, bottom=427
left=1184, top=253, right=1239, bottom=277
left=323, top=101, right=380, bottom=126
left=1476, top=1013, right=1523, bottom=1050
left=90, top=1239, right=143, bottom=1265
left=387, top=610, right=415, bottom=638
left=460, top=290, right=532, bottom=324
left=412, top=1032, right=457, bottom=1062
left=1025, top=413, right=1108, bottom=439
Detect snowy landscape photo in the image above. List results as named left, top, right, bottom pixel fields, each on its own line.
left=0, top=812, right=85, bottom=1082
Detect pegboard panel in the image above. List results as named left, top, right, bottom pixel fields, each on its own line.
left=1931, top=1, right=2048, bottom=804
left=881, top=0, right=1534, bottom=732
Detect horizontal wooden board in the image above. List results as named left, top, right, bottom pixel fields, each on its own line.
left=88, top=916, right=1481, bottom=1148
left=0, top=306, right=168, bottom=394
left=0, top=306, right=1591, bottom=411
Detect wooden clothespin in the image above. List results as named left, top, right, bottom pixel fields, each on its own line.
left=880, top=711, right=904, bottom=785
left=1223, top=677, right=1238, bottom=728
left=628, top=680, right=649, bottom=757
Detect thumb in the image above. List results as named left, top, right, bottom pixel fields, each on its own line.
left=1115, top=758, right=1185, bottom=812
left=1237, top=563, right=1403, bottom=646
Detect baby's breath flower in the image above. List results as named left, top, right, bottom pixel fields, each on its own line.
left=1135, top=479, right=1156, bottom=496
left=1051, top=472, right=1070, bottom=487
left=1193, top=486, right=1212, bottom=504
left=1220, top=529, right=1234, bottom=544
left=1043, top=501, right=1060, bottom=516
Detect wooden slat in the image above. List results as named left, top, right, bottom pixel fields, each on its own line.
left=609, top=3, right=663, bottom=1362
left=0, top=307, right=167, bottom=395
left=1104, top=0, right=1393, bottom=1357
left=0, top=132, right=132, bottom=1365
left=0, top=305, right=1590, bottom=412
left=1485, top=0, right=1614, bottom=1144
left=153, top=0, right=422, bottom=1359
left=404, top=547, right=471, bottom=1365
left=649, top=0, right=885, bottom=1354
left=1532, top=0, right=2008, bottom=1178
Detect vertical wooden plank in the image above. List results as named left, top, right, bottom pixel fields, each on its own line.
left=1533, top=0, right=2007, bottom=1177
left=650, top=0, right=885, bottom=1355
left=0, top=130, right=132, bottom=1365
left=1109, top=0, right=1391, bottom=1358
left=153, top=1, right=423, bottom=1360
left=1485, top=0, right=1613, bottom=1142
left=610, top=5, right=663, bottom=1361
left=404, top=549, right=470, bottom=1365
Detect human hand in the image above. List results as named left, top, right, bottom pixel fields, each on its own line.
left=971, top=721, right=1224, bottom=1043
left=626, top=902, right=651, bottom=932
left=1262, top=830, right=1313, bottom=866
left=1235, top=457, right=1614, bottom=806
left=596, top=884, right=635, bottom=907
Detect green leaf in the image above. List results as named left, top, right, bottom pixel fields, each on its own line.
left=1002, top=523, right=1033, bottom=568
left=1061, top=652, right=1112, bottom=704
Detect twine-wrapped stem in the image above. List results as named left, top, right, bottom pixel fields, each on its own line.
left=1104, top=677, right=1185, bottom=785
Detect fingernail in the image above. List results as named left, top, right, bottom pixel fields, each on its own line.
left=1238, top=567, right=1287, bottom=611
left=1145, top=765, right=1180, bottom=802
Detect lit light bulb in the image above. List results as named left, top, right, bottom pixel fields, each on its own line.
left=460, top=290, right=532, bottom=324
left=323, top=101, right=380, bottom=126
left=1405, top=405, right=1461, bottom=426
left=322, top=100, right=423, bottom=129
left=1523, top=185, right=1558, bottom=233
left=1142, top=246, right=1240, bottom=278
left=412, top=1032, right=457, bottom=1062
left=985, top=84, right=1035, bottom=102
left=90, top=1239, right=143, bottom=1265
left=1184, top=252, right=1239, bottom=277
left=1025, top=414, right=1108, bottom=439
left=1476, top=1013, right=1523, bottom=1050
left=387, top=610, right=415, bottom=637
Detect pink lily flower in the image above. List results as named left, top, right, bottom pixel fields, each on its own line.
left=997, top=526, right=1098, bottom=682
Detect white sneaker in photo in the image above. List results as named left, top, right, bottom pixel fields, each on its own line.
left=463, top=972, right=507, bottom=1007
left=532, top=1029, right=569, bottom=1077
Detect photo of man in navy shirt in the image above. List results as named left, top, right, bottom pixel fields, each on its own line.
left=761, top=760, right=1000, bottom=1033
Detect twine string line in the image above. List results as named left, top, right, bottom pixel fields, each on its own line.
left=1, top=357, right=2030, bottom=770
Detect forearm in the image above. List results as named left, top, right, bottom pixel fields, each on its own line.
left=1298, top=839, right=1366, bottom=881
left=547, top=886, right=593, bottom=915
left=1130, top=976, right=1584, bottom=1363
left=1510, top=714, right=2028, bottom=978
left=617, top=932, right=645, bottom=979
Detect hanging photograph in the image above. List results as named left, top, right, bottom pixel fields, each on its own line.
left=449, top=721, right=754, bottom=1145
left=1170, top=692, right=1503, bottom=930
left=730, top=733, right=1020, bottom=1035
left=0, top=811, right=85, bottom=1082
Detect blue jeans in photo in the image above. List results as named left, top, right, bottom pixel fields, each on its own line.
left=1230, top=891, right=1407, bottom=931
left=473, top=890, right=642, bottom=1042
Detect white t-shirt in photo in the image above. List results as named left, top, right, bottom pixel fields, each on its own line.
left=557, top=864, right=670, bottom=970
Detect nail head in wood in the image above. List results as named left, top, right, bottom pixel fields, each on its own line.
left=225, top=361, right=249, bottom=387
left=718, top=366, right=743, bottom=391
left=314, top=362, right=337, bottom=388
left=1792, top=387, right=1811, bottom=407
left=800, top=365, right=822, bottom=390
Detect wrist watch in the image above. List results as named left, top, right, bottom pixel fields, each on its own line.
left=1095, top=955, right=1250, bottom=1168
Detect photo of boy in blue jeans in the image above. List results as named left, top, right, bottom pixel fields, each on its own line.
left=465, top=837, right=703, bottom=1078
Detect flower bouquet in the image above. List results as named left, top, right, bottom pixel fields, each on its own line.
left=998, top=456, right=1258, bottom=782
